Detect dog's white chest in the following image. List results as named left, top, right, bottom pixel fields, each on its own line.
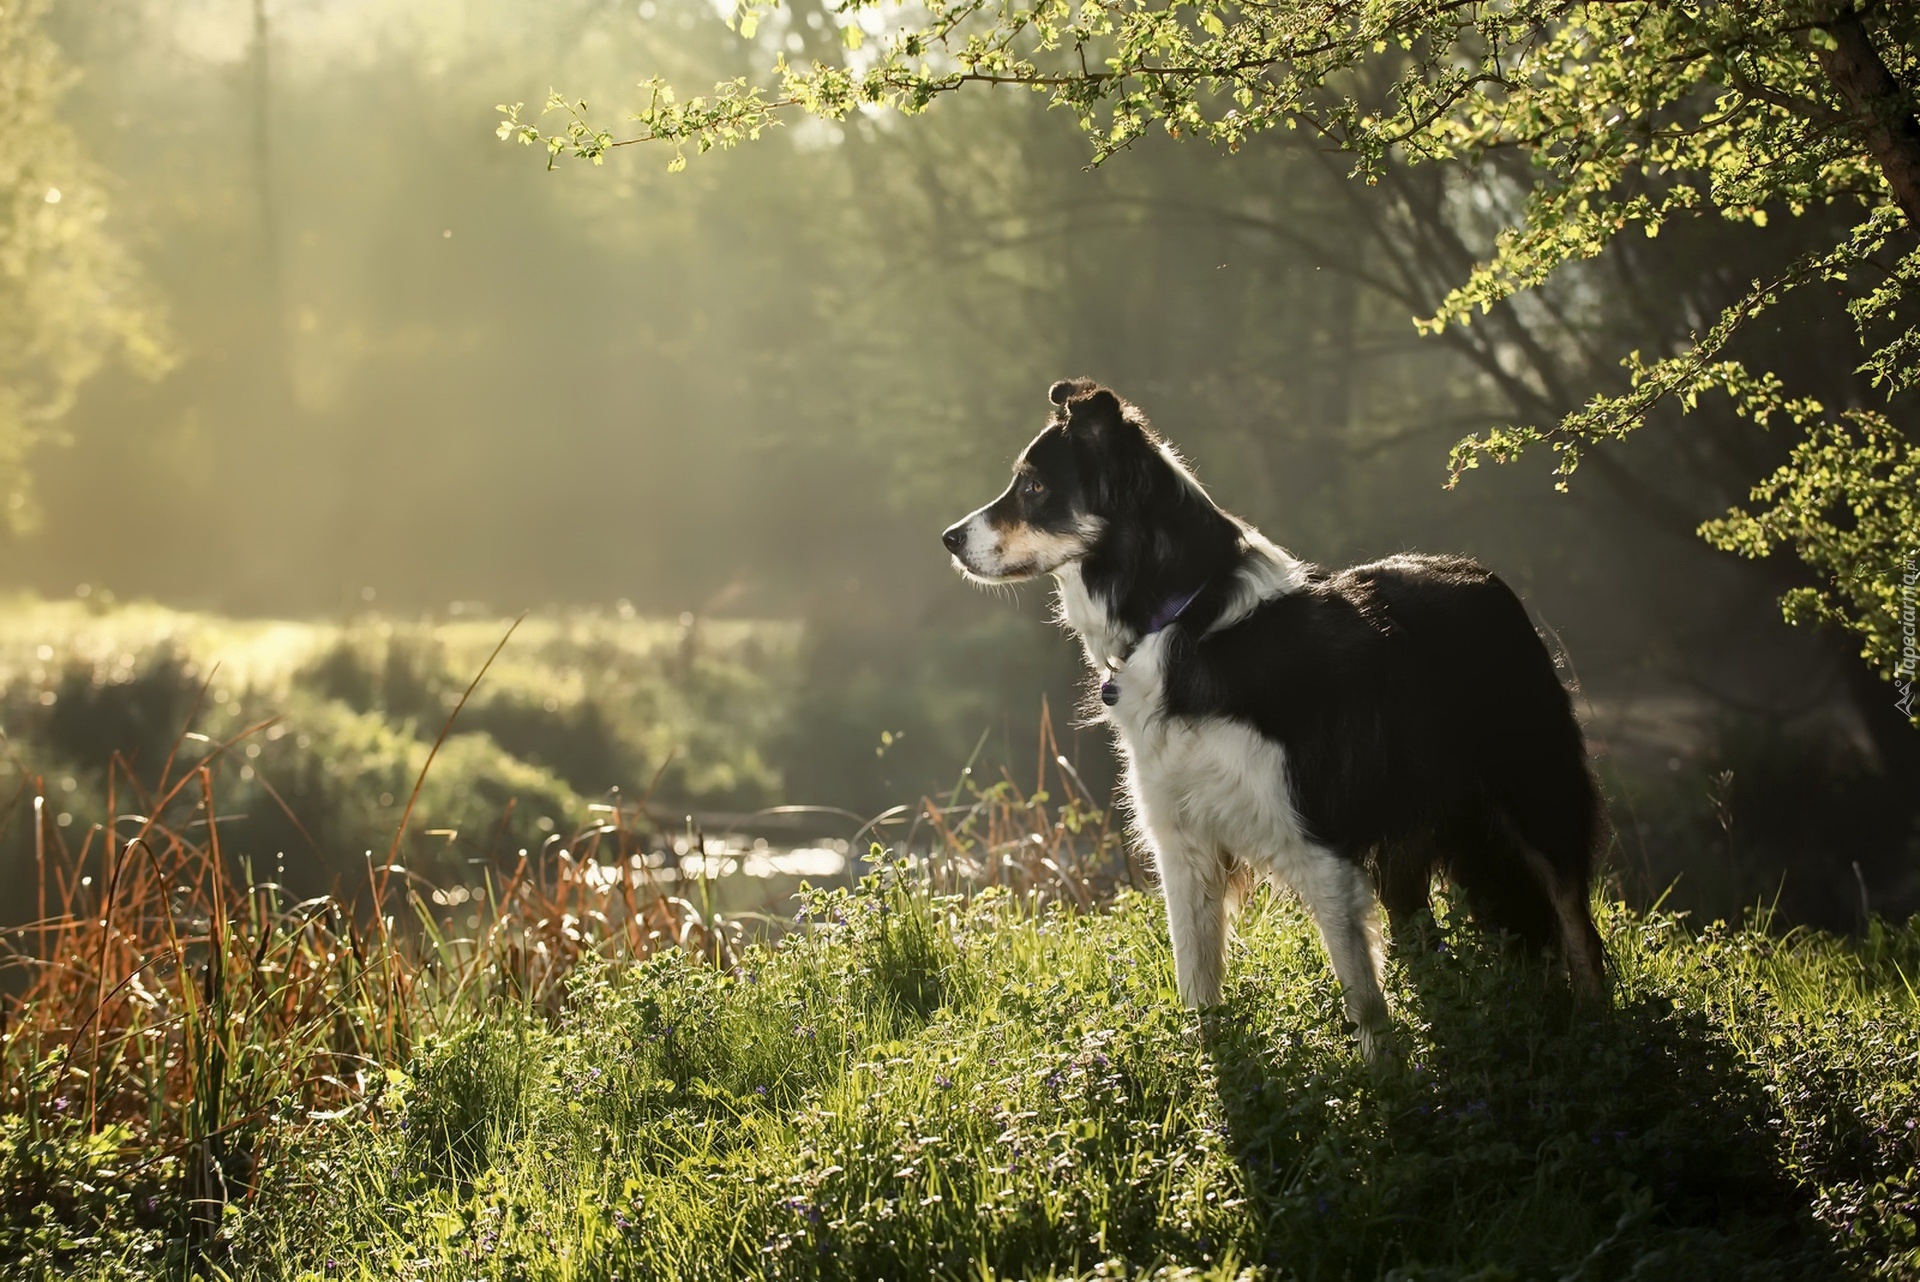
left=1101, top=634, right=1311, bottom=865
left=1052, top=560, right=1314, bottom=872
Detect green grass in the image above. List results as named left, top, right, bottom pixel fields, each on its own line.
left=69, top=873, right=1904, bottom=1281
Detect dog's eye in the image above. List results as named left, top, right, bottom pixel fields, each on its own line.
left=1022, top=477, right=1048, bottom=500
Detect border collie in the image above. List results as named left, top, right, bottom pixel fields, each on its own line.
left=941, top=379, right=1607, bottom=1059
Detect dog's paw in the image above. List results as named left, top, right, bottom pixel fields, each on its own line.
left=1357, top=1022, right=1399, bottom=1066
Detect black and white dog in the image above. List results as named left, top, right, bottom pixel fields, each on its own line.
left=942, top=379, right=1607, bottom=1058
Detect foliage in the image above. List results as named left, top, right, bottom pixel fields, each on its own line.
left=0, top=0, right=167, bottom=528
left=1702, top=409, right=1920, bottom=706
left=294, top=612, right=799, bottom=809
left=506, top=0, right=1920, bottom=684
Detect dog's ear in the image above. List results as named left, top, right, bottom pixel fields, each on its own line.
left=1074, top=389, right=1123, bottom=427
left=1048, top=377, right=1098, bottom=407
left=1062, top=386, right=1129, bottom=439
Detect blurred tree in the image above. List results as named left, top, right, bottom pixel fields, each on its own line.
left=0, top=0, right=167, bottom=527
left=511, top=0, right=1920, bottom=704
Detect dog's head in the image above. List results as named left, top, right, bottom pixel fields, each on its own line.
left=941, top=378, right=1154, bottom=584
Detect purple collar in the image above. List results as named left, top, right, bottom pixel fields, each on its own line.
left=1144, top=584, right=1205, bottom=637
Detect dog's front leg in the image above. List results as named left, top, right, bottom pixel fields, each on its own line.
left=1152, top=836, right=1230, bottom=1008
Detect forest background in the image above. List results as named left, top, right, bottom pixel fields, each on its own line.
left=2, top=0, right=1915, bottom=931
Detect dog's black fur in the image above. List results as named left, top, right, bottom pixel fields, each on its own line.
left=1170, top=555, right=1604, bottom=957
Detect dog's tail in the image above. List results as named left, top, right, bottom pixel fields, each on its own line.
left=1473, top=574, right=1608, bottom=996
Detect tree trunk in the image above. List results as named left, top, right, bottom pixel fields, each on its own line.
left=1812, top=9, right=1920, bottom=228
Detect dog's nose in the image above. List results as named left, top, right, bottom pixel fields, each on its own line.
left=941, top=524, right=966, bottom=554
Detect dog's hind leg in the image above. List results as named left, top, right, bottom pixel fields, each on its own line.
left=1374, top=832, right=1435, bottom=953
left=1489, top=805, right=1609, bottom=1002
left=1520, top=842, right=1608, bottom=1002
left=1296, top=849, right=1393, bottom=1061
left=1446, top=808, right=1559, bottom=952
left=1478, top=656, right=1611, bottom=1001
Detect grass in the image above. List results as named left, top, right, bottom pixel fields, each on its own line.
left=0, top=692, right=1134, bottom=1279
left=223, top=885, right=1917, bottom=1282
left=6, top=834, right=1919, bottom=1277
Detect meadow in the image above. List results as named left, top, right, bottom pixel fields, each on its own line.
left=0, top=604, right=1916, bottom=1280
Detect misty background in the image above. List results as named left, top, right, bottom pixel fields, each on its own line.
left=3, top=0, right=1912, bottom=928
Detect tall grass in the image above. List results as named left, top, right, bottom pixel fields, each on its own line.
left=0, top=747, right=680, bottom=1256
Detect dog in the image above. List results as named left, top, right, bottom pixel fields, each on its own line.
left=941, top=378, right=1608, bottom=1059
